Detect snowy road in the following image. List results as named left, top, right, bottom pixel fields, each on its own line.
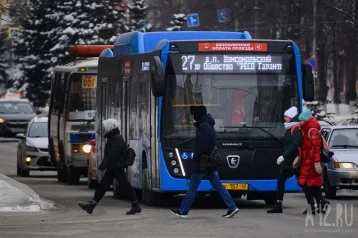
left=0, top=141, right=357, bottom=238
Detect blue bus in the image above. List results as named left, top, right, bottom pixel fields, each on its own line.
left=95, top=31, right=314, bottom=206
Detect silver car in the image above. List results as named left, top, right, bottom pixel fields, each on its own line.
left=320, top=125, right=358, bottom=198
left=16, top=116, right=56, bottom=177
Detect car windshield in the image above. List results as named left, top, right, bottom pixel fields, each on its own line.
left=68, top=74, right=96, bottom=113
left=28, top=122, right=48, bottom=138
left=161, top=53, right=299, bottom=141
left=329, top=128, right=358, bottom=148
left=0, top=101, right=35, bottom=114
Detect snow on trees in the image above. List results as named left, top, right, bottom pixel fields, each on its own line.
left=166, top=13, right=187, bottom=31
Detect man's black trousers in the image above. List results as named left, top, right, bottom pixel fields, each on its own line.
left=93, top=167, right=137, bottom=203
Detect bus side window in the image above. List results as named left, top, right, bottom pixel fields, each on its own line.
left=63, top=73, right=70, bottom=115
left=52, top=73, right=61, bottom=114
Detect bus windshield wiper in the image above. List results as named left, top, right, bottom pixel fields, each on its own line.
left=220, top=126, right=284, bottom=145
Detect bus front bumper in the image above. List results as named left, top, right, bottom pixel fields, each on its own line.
left=68, top=155, right=88, bottom=168
left=158, top=176, right=301, bottom=193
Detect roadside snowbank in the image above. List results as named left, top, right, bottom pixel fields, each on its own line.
left=0, top=173, right=55, bottom=212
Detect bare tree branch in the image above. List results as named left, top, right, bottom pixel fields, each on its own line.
left=323, top=0, right=356, bottom=25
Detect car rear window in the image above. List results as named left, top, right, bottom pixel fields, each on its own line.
left=0, top=101, right=35, bottom=114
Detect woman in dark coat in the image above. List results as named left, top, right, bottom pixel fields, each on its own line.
left=267, top=106, right=302, bottom=213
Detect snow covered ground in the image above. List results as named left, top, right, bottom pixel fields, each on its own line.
left=0, top=173, right=55, bottom=212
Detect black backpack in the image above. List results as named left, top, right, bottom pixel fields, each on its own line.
left=124, top=144, right=136, bottom=166
left=308, top=128, right=333, bottom=163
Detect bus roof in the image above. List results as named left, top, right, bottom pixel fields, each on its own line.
left=54, top=58, right=98, bottom=71
left=113, top=31, right=253, bottom=55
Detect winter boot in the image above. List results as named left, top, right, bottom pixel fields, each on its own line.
left=267, top=201, right=283, bottom=213
left=303, top=203, right=316, bottom=215
left=126, top=201, right=141, bottom=215
left=320, top=199, right=330, bottom=214
left=78, top=200, right=97, bottom=215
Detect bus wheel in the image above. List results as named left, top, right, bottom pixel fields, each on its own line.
left=57, top=168, right=67, bottom=182
left=142, top=168, right=162, bottom=206
left=48, top=138, right=57, bottom=167
left=67, top=166, right=80, bottom=185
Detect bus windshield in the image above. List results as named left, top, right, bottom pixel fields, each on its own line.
left=68, top=74, right=96, bottom=113
left=161, top=53, right=298, bottom=141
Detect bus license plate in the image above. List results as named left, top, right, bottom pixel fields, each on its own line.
left=223, top=183, right=248, bottom=190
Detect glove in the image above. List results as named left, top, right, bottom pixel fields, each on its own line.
left=277, top=156, right=284, bottom=165
left=314, top=162, right=322, bottom=175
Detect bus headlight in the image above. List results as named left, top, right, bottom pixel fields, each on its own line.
left=173, top=168, right=179, bottom=174
left=0, top=117, right=4, bottom=123
left=82, top=144, right=92, bottom=154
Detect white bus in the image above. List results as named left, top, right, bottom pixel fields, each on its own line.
left=48, top=45, right=112, bottom=185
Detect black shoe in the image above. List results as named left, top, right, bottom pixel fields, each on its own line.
left=303, top=208, right=307, bottom=214
left=126, top=202, right=142, bottom=215
left=170, top=209, right=188, bottom=218
left=267, top=201, right=283, bottom=213
left=222, top=208, right=240, bottom=218
left=78, top=200, right=97, bottom=215
left=320, top=199, right=330, bottom=214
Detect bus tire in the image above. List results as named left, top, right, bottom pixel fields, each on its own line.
left=57, top=168, right=67, bottom=182
left=67, top=166, right=80, bottom=185
left=48, top=138, right=57, bottom=167
left=57, top=142, right=67, bottom=182
left=142, top=168, right=162, bottom=206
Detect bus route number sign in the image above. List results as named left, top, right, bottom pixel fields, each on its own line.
left=82, top=75, right=97, bottom=88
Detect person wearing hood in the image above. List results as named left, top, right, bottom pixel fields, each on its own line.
left=297, top=109, right=330, bottom=215
left=170, top=106, right=239, bottom=219
left=267, top=106, right=302, bottom=213
left=78, top=119, right=141, bottom=215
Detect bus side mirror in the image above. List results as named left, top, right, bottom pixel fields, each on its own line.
left=302, top=64, right=315, bottom=101
left=150, top=56, right=165, bottom=97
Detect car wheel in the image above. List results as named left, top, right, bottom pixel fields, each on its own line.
left=324, top=171, right=336, bottom=199
left=17, top=156, right=29, bottom=177
left=19, top=169, right=30, bottom=177
left=16, top=162, right=21, bottom=176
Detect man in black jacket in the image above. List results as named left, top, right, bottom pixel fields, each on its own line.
left=170, top=106, right=239, bottom=218
left=79, top=119, right=141, bottom=215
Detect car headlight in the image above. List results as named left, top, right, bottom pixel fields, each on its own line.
left=26, top=144, right=38, bottom=152
left=82, top=144, right=92, bottom=154
left=333, top=162, right=357, bottom=169
left=0, top=117, right=4, bottom=123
